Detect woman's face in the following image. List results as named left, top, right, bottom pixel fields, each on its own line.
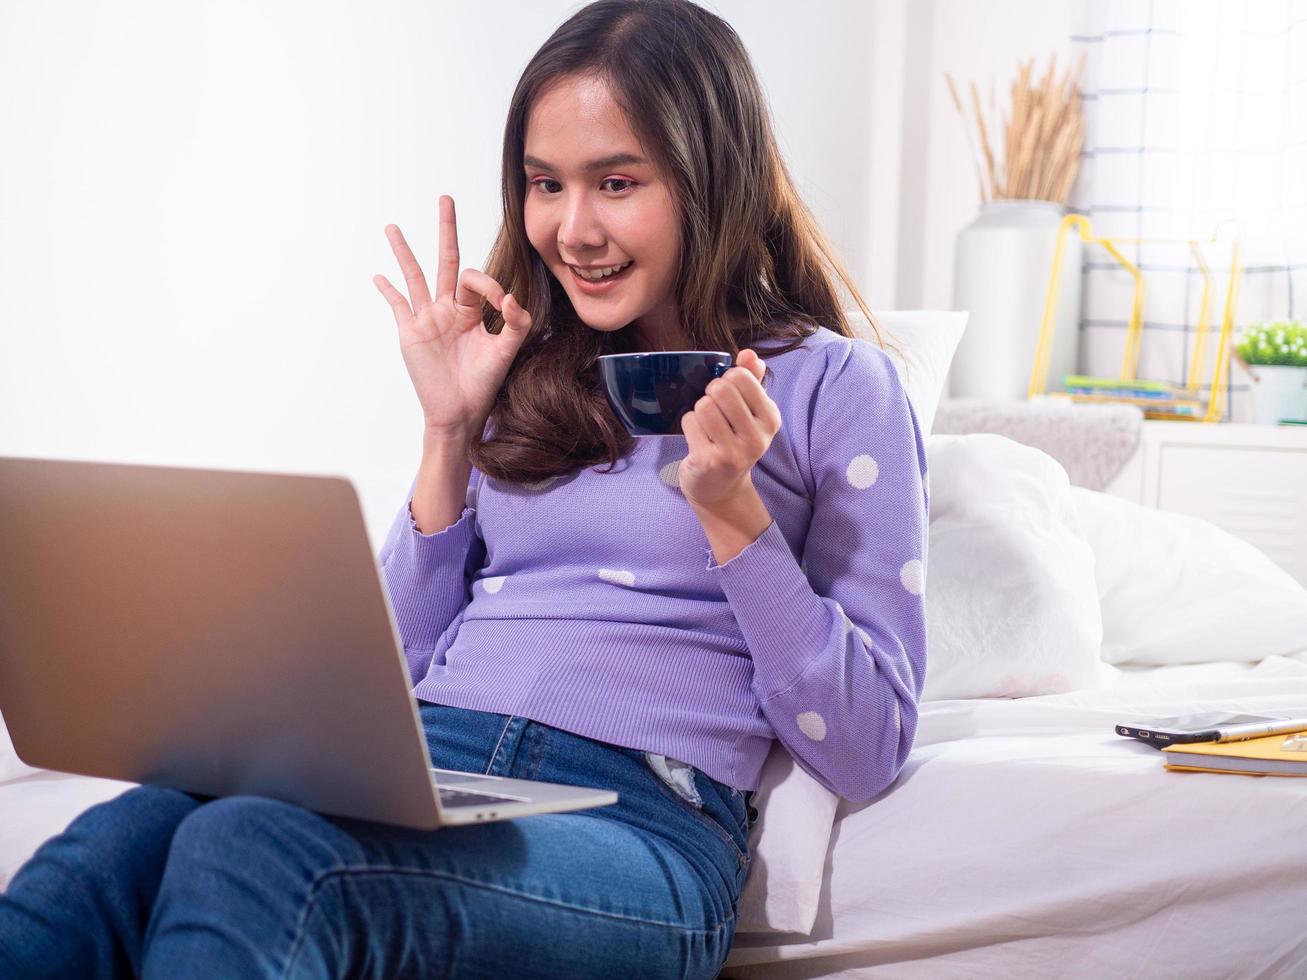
left=523, top=74, right=686, bottom=350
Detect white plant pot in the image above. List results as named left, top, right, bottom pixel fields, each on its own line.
left=1248, top=364, right=1307, bottom=424
left=950, top=199, right=1082, bottom=401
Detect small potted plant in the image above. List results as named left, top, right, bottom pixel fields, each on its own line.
left=1234, top=319, right=1307, bottom=424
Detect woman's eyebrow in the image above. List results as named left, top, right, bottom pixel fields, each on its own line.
left=523, top=152, right=647, bottom=171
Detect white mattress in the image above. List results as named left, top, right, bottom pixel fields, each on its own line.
left=4, top=657, right=1306, bottom=978
left=722, top=653, right=1307, bottom=978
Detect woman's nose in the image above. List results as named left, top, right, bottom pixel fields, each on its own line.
left=558, top=194, right=605, bottom=251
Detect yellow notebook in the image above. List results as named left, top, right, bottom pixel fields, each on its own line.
left=1162, top=731, right=1307, bottom=776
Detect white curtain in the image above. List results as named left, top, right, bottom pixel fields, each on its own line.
left=1070, top=0, right=1307, bottom=422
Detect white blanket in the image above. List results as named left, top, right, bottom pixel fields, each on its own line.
left=722, top=653, right=1307, bottom=978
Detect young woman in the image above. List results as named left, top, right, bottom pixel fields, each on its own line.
left=0, top=1, right=927, bottom=976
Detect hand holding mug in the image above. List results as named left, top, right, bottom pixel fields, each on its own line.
left=679, top=350, right=782, bottom=508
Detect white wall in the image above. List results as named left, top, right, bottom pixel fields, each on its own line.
left=0, top=0, right=901, bottom=545
left=0, top=0, right=1072, bottom=544
left=896, top=0, right=1076, bottom=314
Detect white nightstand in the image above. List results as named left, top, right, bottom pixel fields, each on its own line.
left=1104, top=421, right=1307, bottom=589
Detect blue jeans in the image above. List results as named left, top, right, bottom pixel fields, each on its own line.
left=0, top=701, right=754, bottom=979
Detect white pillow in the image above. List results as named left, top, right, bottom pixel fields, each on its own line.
left=736, top=740, right=841, bottom=934
left=846, top=309, right=969, bottom=435
left=736, top=310, right=967, bottom=937
left=920, top=433, right=1103, bottom=700
left=1070, top=486, right=1307, bottom=666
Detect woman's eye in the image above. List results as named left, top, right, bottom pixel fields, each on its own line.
left=528, top=178, right=634, bottom=194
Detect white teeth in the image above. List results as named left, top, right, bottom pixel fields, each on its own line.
left=574, top=261, right=632, bottom=281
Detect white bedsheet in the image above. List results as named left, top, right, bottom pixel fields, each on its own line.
left=3, top=657, right=1306, bottom=978
left=0, top=770, right=137, bottom=890
left=722, top=653, right=1307, bottom=978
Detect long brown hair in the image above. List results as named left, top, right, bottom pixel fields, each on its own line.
left=470, top=0, right=896, bottom=484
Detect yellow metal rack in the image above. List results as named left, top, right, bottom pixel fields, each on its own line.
left=1028, top=215, right=1243, bottom=423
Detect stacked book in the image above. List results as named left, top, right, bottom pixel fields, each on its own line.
left=1049, top=375, right=1206, bottom=419
left=1162, top=731, right=1307, bottom=777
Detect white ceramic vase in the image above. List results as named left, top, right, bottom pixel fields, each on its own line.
left=949, top=199, right=1082, bottom=401
left=1248, top=364, right=1307, bottom=424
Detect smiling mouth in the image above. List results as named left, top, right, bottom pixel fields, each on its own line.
left=569, top=260, right=634, bottom=284
left=569, top=258, right=635, bottom=278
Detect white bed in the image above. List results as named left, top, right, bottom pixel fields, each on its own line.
left=4, top=655, right=1305, bottom=978
left=721, top=654, right=1307, bottom=978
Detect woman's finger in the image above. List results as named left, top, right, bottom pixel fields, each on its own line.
left=709, top=377, right=755, bottom=435
left=723, top=366, right=772, bottom=421
left=695, top=394, right=734, bottom=445
left=435, top=195, right=460, bottom=301
left=453, top=267, right=507, bottom=315
left=372, top=273, right=413, bottom=323
left=384, top=224, right=432, bottom=312
left=503, top=293, right=533, bottom=332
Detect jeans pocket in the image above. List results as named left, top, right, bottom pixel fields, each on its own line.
left=643, top=752, right=747, bottom=867
left=645, top=753, right=703, bottom=807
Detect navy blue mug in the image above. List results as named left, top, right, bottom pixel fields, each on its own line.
left=598, top=351, right=733, bottom=437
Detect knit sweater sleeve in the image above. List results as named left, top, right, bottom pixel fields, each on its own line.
left=376, top=466, right=487, bottom=681
left=705, top=338, right=929, bottom=803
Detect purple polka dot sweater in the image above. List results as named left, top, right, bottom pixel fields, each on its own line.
left=377, top=326, right=929, bottom=801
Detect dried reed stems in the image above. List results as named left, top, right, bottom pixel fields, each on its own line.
left=945, top=51, right=1086, bottom=205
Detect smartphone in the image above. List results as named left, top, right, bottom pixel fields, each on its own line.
left=1115, top=712, right=1286, bottom=749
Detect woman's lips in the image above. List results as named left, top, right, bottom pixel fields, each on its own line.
left=569, top=261, right=634, bottom=294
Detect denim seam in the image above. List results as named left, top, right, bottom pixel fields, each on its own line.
left=272, top=837, right=360, bottom=976
left=282, top=879, right=329, bottom=978
left=523, top=724, right=537, bottom=780
left=280, top=863, right=738, bottom=973
left=485, top=716, right=515, bottom=775
left=645, top=766, right=746, bottom=867
left=529, top=726, right=546, bottom=780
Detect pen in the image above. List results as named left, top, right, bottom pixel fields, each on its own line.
left=1214, top=717, right=1307, bottom=742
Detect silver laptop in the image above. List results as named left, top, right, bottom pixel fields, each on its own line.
left=0, top=455, right=618, bottom=829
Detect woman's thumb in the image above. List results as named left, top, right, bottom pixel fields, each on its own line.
left=503, top=293, right=531, bottom=331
